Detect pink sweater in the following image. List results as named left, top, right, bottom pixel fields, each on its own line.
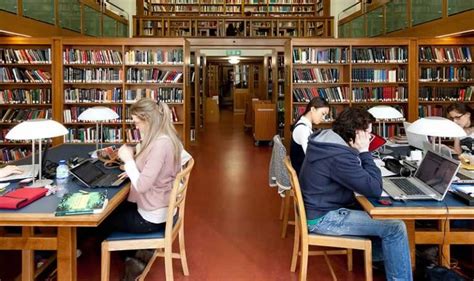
left=127, top=137, right=180, bottom=211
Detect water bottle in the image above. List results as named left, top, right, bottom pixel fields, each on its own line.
left=56, top=160, right=69, bottom=198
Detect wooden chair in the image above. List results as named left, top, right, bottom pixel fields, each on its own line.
left=101, top=158, right=195, bottom=281
left=283, top=157, right=373, bottom=281
left=279, top=188, right=295, bottom=238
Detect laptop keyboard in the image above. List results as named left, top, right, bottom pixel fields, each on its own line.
left=390, top=178, right=425, bottom=195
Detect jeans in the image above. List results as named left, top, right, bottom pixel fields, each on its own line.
left=308, top=208, right=413, bottom=281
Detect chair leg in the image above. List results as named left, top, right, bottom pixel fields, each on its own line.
left=279, top=196, right=285, bottom=220
left=347, top=249, right=353, bottom=271
left=164, top=244, right=174, bottom=281
left=364, top=243, right=373, bottom=281
left=178, top=226, right=190, bottom=276
left=323, top=252, right=337, bottom=281
left=290, top=219, right=300, bottom=272
left=281, top=193, right=291, bottom=238
left=100, top=242, right=110, bottom=281
left=299, top=244, right=308, bottom=281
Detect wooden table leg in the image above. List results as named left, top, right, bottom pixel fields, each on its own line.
left=404, top=220, right=416, bottom=269
left=57, top=227, right=77, bottom=281
left=21, top=227, right=34, bottom=281
left=440, top=219, right=450, bottom=267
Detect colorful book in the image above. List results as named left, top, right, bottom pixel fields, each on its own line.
left=55, top=191, right=108, bottom=216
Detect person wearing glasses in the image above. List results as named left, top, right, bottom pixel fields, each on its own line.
left=290, top=97, right=330, bottom=174
left=447, top=102, right=474, bottom=154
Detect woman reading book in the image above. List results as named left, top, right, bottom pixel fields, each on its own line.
left=447, top=102, right=474, bottom=154
left=104, top=98, right=182, bottom=235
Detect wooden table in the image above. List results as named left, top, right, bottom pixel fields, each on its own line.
left=0, top=144, right=129, bottom=281
left=356, top=194, right=474, bottom=268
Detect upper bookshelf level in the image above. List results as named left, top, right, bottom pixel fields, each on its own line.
left=137, top=0, right=329, bottom=17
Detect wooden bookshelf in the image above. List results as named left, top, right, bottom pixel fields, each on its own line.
left=133, top=16, right=333, bottom=38
left=416, top=38, right=474, bottom=118
left=285, top=38, right=416, bottom=145
left=0, top=38, right=56, bottom=163
left=60, top=38, right=188, bottom=148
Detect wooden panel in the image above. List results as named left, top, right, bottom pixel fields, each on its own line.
left=253, top=102, right=276, bottom=141
left=234, top=88, right=247, bottom=113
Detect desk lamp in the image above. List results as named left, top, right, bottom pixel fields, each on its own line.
left=368, top=105, right=404, bottom=153
left=6, top=119, right=68, bottom=187
left=407, top=117, right=466, bottom=153
left=77, top=106, right=119, bottom=152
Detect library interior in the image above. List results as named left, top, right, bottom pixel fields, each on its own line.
left=0, top=0, right=473, bottom=280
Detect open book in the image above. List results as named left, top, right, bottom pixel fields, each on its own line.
left=55, top=191, right=108, bottom=216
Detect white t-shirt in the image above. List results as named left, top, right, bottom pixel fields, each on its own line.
left=292, top=116, right=313, bottom=153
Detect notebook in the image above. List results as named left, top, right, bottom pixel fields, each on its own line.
left=383, top=150, right=460, bottom=201
left=403, top=121, right=429, bottom=150
left=69, top=160, right=126, bottom=188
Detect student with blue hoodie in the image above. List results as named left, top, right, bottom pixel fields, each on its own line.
left=299, top=107, right=412, bottom=281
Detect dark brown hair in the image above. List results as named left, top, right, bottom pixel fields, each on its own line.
left=292, top=97, right=329, bottom=128
left=333, top=107, right=375, bottom=143
left=447, top=102, right=474, bottom=123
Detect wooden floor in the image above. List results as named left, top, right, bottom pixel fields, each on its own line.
left=1, top=109, right=384, bottom=281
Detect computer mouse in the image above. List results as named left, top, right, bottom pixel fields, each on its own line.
left=378, top=199, right=393, bottom=206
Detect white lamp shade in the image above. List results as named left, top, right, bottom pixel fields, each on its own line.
left=77, top=106, right=119, bottom=122
left=6, top=119, right=68, bottom=140
left=368, top=105, right=404, bottom=120
left=407, top=117, right=467, bottom=138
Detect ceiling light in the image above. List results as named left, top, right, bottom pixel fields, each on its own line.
left=228, top=56, right=240, bottom=64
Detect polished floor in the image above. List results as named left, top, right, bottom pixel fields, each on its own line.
left=1, top=109, right=383, bottom=280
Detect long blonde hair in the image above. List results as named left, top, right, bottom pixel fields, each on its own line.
left=130, top=98, right=182, bottom=164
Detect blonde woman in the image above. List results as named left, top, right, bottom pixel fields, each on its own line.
left=105, top=98, right=183, bottom=234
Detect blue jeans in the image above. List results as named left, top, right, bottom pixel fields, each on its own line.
left=308, top=208, right=413, bottom=281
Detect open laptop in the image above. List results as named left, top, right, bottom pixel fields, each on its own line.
left=383, top=150, right=460, bottom=201
left=69, top=160, right=126, bottom=188
left=404, top=121, right=429, bottom=150
left=0, top=143, right=50, bottom=182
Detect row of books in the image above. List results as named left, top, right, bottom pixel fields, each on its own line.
left=373, top=124, right=402, bottom=138
left=63, top=49, right=123, bottom=65
left=0, top=68, right=51, bottom=83
left=63, top=106, right=122, bottom=123
left=64, top=127, right=123, bottom=143
left=351, top=47, right=408, bottom=63
left=418, top=86, right=474, bottom=101
left=124, top=49, right=184, bottom=65
left=0, top=147, right=30, bottom=163
left=64, top=88, right=123, bottom=103
left=63, top=68, right=123, bottom=83
left=293, top=47, right=349, bottom=64
left=419, top=46, right=472, bottom=63
left=419, top=66, right=472, bottom=82
left=126, top=128, right=142, bottom=143
left=352, top=86, right=408, bottom=102
left=418, top=105, right=444, bottom=117
left=292, top=87, right=348, bottom=103
left=125, top=88, right=184, bottom=103
left=292, top=68, right=340, bottom=83
left=0, top=89, right=51, bottom=104
left=351, top=68, right=407, bottom=83
left=126, top=69, right=183, bottom=83
left=0, top=108, right=52, bottom=123
left=0, top=48, right=51, bottom=64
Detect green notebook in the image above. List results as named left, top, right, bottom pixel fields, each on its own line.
left=55, top=191, right=108, bottom=216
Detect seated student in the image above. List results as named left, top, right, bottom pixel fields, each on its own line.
left=290, top=97, right=329, bottom=174
left=0, top=165, right=23, bottom=178
left=447, top=102, right=474, bottom=154
left=299, top=107, right=412, bottom=281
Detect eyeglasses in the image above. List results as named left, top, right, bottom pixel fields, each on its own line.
left=449, top=113, right=465, bottom=121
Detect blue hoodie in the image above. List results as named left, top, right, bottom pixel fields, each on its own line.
left=299, top=129, right=383, bottom=221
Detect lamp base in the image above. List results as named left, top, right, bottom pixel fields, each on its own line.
left=29, top=179, right=54, bottom=187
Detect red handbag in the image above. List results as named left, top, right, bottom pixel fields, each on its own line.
left=0, top=187, right=48, bottom=209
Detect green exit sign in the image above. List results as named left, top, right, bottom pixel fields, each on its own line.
left=226, top=50, right=241, bottom=56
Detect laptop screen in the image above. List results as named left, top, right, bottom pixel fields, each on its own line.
left=70, top=161, right=104, bottom=185
left=415, top=151, right=459, bottom=195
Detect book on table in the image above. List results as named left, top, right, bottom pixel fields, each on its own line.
left=55, top=191, right=108, bottom=216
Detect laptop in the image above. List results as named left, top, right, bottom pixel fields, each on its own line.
left=69, top=160, right=126, bottom=188
left=404, top=121, right=429, bottom=150
left=0, top=143, right=50, bottom=182
left=383, top=150, right=460, bottom=201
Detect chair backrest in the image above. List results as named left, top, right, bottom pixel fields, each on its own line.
left=283, top=156, right=309, bottom=241
left=164, top=158, right=195, bottom=240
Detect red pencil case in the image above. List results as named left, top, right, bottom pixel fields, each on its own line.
left=0, top=188, right=48, bottom=209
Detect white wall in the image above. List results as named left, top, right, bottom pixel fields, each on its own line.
left=331, top=0, right=359, bottom=38
left=107, top=0, right=136, bottom=37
